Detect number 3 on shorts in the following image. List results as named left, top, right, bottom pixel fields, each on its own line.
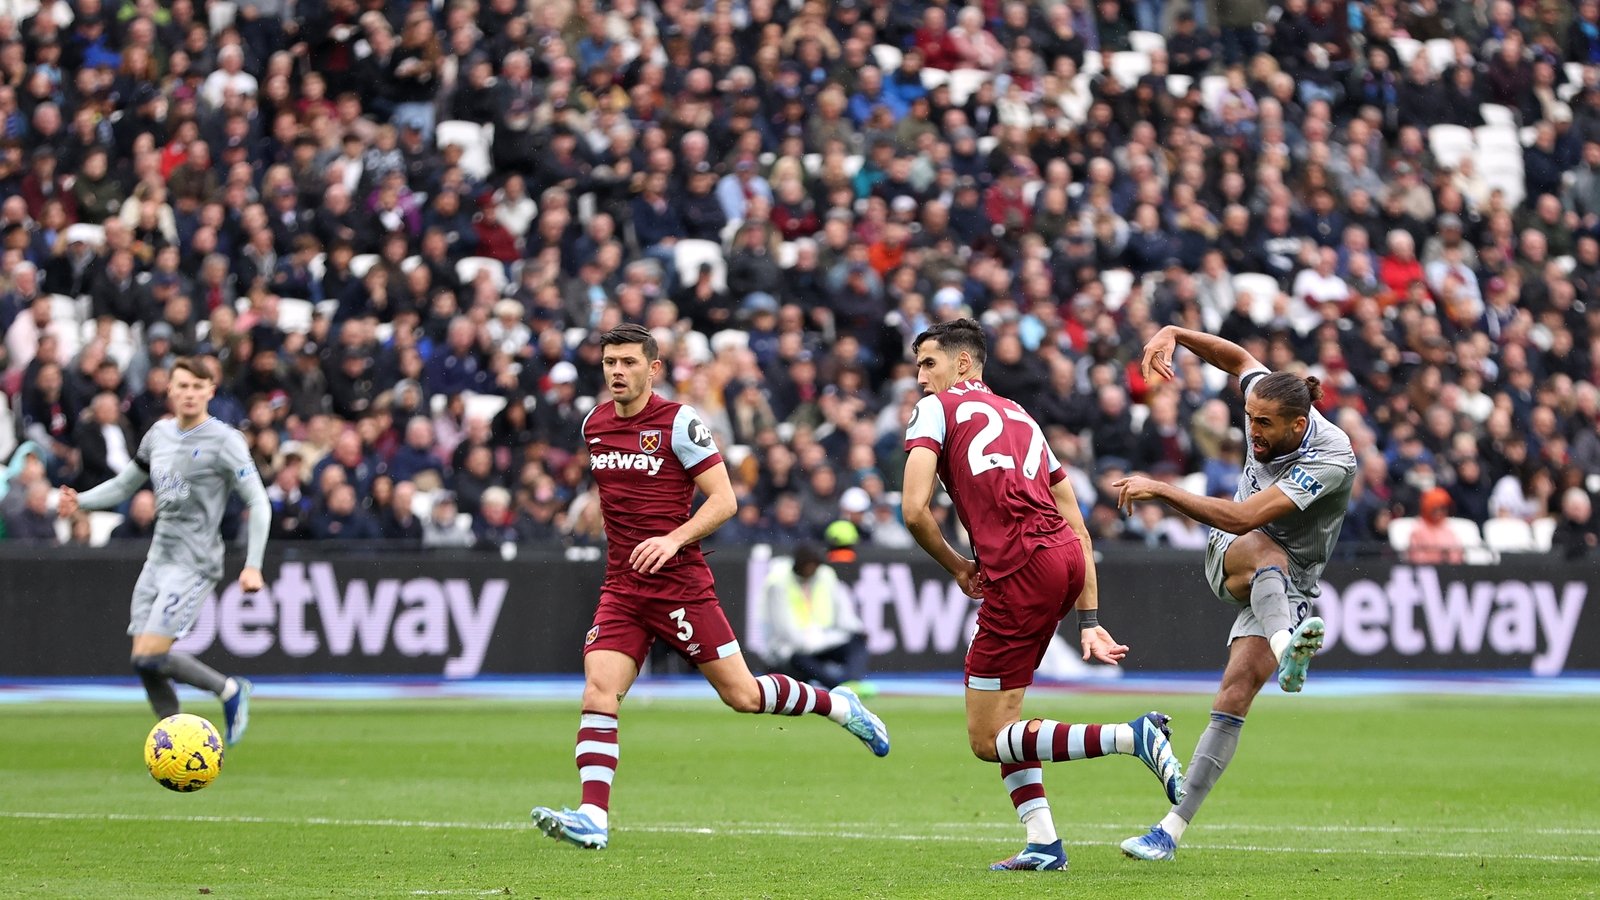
left=668, top=607, right=694, bottom=641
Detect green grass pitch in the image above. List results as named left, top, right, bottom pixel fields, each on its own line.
left=1, top=693, right=1596, bottom=898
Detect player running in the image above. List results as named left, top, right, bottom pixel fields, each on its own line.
left=1112, top=326, right=1355, bottom=861
left=57, top=358, right=266, bottom=745
left=531, top=324, right=889, bottom=851
left=899, top=319, right=1184, bottom=872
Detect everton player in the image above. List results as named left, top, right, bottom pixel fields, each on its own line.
left=532, top=324, right=890, bottom=851
left=899, top=319, right=1184, bottom=872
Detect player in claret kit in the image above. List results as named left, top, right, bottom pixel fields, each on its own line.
left=1112, top=325, right=1355, bottom=861
left=899, top=319, right=1184, bottom=872
left=531, top=324, right=890, bottom=851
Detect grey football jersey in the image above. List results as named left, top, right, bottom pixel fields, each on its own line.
left=135, top=418, right=262, bottom=580
left=1234, top=369, right=1357, bottom=596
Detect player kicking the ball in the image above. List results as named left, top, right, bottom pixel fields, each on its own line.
left=531, top=324, right=889, bottom=851
left=899, top=319, right=1184, bottom=872
left=1113, top=326, right=1355, bottom=861
left=57, top=358, right=266, bottom=745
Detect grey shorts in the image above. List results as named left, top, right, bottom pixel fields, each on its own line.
left=129, top=563, right=216, bottom=638
left=1204, top=529, right=1311, bottom=645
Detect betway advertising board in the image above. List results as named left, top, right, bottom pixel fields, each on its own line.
left=0, top=548, right=1592, bottom=677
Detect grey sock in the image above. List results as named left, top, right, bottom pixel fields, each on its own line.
left=135, top=670, right=180, bottom=718
left=160, top=652, right=228, bottom=695
left=1250, top=566, right=1292, bottom=638
left=1173, top=711, right=1245, bottom=823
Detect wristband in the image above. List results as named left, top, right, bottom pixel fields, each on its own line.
left=1078, top=610, right=1099, bottom=630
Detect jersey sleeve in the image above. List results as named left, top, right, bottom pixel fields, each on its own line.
left=1277, top=456, right=1351, bottom=511
left=133, top=425, right=157, bottom=471
left=1239, top=366, right=1273, bottom=397
left=1045, top=447, right=1067, bottom=485
left=671, top=404, right=723, bottom=477
left=219, top=429, right=263, bottom=492
left=904, top=394, right=947, bottom=454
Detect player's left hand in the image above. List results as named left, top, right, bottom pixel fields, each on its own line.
left=630, top=536, right=684, bottom=574
left=1112, top=475, right=1164, bottom=516
left=238, top=567, right=264, bottom=594
left=1080, top=626, right=1129, bottom=665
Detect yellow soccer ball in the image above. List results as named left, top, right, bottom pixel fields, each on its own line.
left=145, top=714, right=224, bottom=792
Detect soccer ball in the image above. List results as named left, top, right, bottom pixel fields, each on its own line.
left=144, top=713, right=224, bottom=792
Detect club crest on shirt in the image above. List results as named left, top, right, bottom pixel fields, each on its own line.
left=639, top=430, right=662, bottom=454
left=585, top=626, right=600, bottom=646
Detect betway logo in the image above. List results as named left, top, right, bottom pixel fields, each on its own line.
left=590, top=451, right=664, bottom=475
left=1315, top=567, right=1586, bottom=675
left=173, top=562, right=507, bottom=677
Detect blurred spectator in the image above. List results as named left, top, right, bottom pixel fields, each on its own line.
left=1408, top=488, right=1465, bottom=565
left=109, top=490, right=157, bottom=541
left=422, top=491, right=475, bottom=548
left=310, top=482, right=382, bottom=540
left=760, top=543, right=869, bottom=690
left=1554, top=488, right=1599, bottom=560
left=4, top=481, right=57, bottom=542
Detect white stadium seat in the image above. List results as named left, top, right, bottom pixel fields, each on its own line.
left=1388, top=516, right=1417, bottom=554
left=1128, top=31, right=1166, bottom=55
left=871, top=44, right=902, bottom=72
left=948, top=68, right=991, bottom=106
left=1532, top=517, right=1557, bottom=552
left=464, top=392, right=508, bottom=423
left=1110, top=51, right=1151, bottom=89
left=1445, top=517, right=1486, bottom=550
left=1482, top=517, right=1536, bottom=552
left=88, top=511, right=123, bottom=547
left=1392, top=36, right=1422, bottom=67
left=455, top=256, right=508, bottom=293
left=1479, top=104, right=1516, bottom=128
left=1424, top=38, right=1455, bottom=75
left=673, top=239, right=727, bottom=291
left=276, top=298, right=314, bottom=334
left=435, top=120, right=493, bottom=181
left=1428, top=124, right=1475, bottom=169
left=349, top=254, right=380, bottom=279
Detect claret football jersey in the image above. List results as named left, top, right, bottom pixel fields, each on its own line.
left=583, top=393, right=724, bottom=599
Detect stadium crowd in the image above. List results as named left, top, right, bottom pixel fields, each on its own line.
left=0, top=0, right=1598, bottom=559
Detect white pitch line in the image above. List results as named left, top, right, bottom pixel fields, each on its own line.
left=3, top=811, right=1596, bottom=865
left=926, top=821, right=1600, bottom=838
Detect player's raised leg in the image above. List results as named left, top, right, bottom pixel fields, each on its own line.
left=1123, top=636, right=1273, bottom=861
left=699, top=651, right=890, bottom=756
left=1220, top=533, right=1327, bottom=694
left=532, top=648, right=638, bottom=850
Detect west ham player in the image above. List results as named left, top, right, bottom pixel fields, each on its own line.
left=899, top=319, right=1184, bottom=872
left=57, top=358, right=265, bottom=744
left=1113, top=326, right=1354, bottom=861
left=531, top=324, right=890, bottom=851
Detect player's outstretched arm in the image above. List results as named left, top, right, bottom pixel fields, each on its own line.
left=1113, top=477, right=1299, bottom=536
left=629, top=462, right=737, bottom=574
left=1142, top=325, right=1265, bottom=383
left=59, top=465, right=149, bottom=517
left=901, top=446, right=981, bottom=598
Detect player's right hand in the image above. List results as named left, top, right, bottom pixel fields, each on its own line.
left=953, top=558, right=985, bottom=599
left=1140, top=328, right=1178, bottom=383
left=56, top=487, right=78, bottom=519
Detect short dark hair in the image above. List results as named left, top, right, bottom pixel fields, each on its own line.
left=911, top=317, right=987, bottom=367
left=1253, top=371, right=1323, bottom=418
left=599, top=323, right=659, bottom=362
left=171, top=357, right=213, bottom=382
